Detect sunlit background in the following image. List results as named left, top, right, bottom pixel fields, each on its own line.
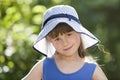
left=0, top=0, right=120, bottom=80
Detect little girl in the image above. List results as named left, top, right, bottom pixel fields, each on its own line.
left=22, top=5, right=108, bottom=80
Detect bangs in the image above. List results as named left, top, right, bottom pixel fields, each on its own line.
left=48, top=23, right=74, bottom=39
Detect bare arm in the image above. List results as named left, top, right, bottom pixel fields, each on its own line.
left=92, top=65, right=108, bottom=80
left=21, top=59, right=44, bottom=80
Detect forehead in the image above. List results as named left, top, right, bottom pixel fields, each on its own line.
left=47, top=23, right=74, bottom=38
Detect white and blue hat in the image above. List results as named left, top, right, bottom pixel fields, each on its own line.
left=32, top=5, right=99, bottom=57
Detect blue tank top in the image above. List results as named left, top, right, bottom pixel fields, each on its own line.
left=43, top=58, right=96, bottom=80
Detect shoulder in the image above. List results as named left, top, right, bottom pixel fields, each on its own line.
left=21, top=57, right=45, bottom=80
left=83, top=62, right=97, bottom=77
left=92, top=64, right=108, bottom=80
left=84, top=58, right=108, bottom=80
left=84, top=59, right=97, bottom=70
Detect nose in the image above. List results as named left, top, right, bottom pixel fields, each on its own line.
left=62, top=37, right=69, bottom=47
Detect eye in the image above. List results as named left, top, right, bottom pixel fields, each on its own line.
left=67, top=33, right=72, bottom=36
left=54, top=38, right=60, bottom=41
left=66, top=32, right=73, bottom=36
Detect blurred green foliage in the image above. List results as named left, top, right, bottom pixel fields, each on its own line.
left=0, top=0, right=120, bottom=80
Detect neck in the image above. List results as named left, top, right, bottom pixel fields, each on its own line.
left=54, top=52, right=84, bottom=62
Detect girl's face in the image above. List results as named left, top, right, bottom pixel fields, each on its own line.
left=49, top=31, right=81, bottom=56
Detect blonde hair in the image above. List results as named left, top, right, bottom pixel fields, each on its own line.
left=47, top=23, right=86, bottom=58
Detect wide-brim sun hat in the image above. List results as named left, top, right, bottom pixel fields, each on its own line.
left=32, top=5, right=100, bottom=57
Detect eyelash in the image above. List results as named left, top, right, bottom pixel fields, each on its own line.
left=53, top=32, right=73, bottom=41
left=67, top=32, right=73, bottom=36
left=54, top=38, right=60, bottom=41
left=67, top=33, right=72, bottom=36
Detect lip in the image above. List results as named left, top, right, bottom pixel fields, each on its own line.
left=63, top=46, right=72, bottom=51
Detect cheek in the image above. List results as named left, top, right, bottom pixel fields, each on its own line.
left=52, top=42, right=62, bottom=50
left=71, top=36, right=78, bottom=41
left=72, top=35, right=81, bottom=46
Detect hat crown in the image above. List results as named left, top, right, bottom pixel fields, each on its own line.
left=43, top=5, right=79, bottom=24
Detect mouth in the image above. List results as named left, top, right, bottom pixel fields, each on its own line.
left=63, top=46, right=72, bottom=51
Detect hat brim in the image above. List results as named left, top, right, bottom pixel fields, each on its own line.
left=33, top=18, right=99, bottom=57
